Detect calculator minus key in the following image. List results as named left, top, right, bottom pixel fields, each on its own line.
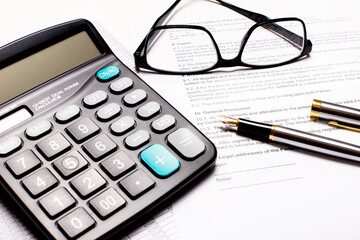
left=57, top=207, right=95, bottom=239
left=124, top=130, right=150, bottom=149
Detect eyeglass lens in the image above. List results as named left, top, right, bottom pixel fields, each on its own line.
left=145, top=20, right=305, bottom=72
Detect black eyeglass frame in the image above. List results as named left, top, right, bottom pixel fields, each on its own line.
left=134, top=0, right=313, bottom=75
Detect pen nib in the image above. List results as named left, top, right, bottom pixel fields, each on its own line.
left=216, top=115, right=239, bottom=127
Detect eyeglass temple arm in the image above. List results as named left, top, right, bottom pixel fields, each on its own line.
left=134, top=0, right=181, bottom=60
left=215, top=0, right=312, bottom=53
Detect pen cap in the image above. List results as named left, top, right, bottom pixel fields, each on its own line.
left=310, top=99, right=360, bottom=127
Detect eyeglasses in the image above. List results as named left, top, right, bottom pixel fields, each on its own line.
left=134, top=0, right=313, bottom=75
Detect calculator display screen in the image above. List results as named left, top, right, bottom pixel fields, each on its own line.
left=0, top=31, right=101, bottom=105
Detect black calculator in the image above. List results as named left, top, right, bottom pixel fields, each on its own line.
left=0, top=19, right=216, bottom=239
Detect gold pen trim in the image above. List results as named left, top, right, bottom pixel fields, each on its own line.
left=269, top=125, right=277, bottom=141
left=310, top=99, right=322, bottom=121
left=218, top=116, right=239, bottom=131
left=328, top=121, right=360, bottom=133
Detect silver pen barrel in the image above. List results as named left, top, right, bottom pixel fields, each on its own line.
left=271, top=125, right=360, bottom=162
left=310, top=99, right=360, bottom=130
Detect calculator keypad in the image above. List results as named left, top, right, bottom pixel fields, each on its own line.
left=0, top=62, right=215, bottom=240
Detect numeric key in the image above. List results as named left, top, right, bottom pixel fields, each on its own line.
left=66, top=117, right=100, bottom=143
left=39, top=188, right=76, bottom=219
left=22, top=168, right=58, bottom=198
left=100, top=151, right=136, bottom=179
left=89, top=188, right=126, bottom=219
left=83, top=134, right=117, bottom=161
left=70, top=169, right=107, bottom=199
left=36, top=133, right=71, bottom=160
left=6, top=150, right=41, bottom=178
left=57, top=208, right=95, bottom=239
left=53, top=151, right=89, bottom=179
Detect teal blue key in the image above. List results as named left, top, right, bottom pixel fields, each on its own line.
left=140, top=144, right=180, bottom=178
left=97, top=65, right=120, bottom=81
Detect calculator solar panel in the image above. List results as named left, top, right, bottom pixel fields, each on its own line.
left=0, top=19, right=216, bottom=239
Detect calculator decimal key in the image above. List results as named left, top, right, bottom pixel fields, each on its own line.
left=55, top=105, right=81, bottom=124
left=0, top=136, right=23, bottom=157
left=36, top=133, right=72, bottom=160
left=39, top=187, right=76, bottom=219
left=53, top=151, right=89, bottom=179
left=83, top=134, right=117, bottom=161
left=66, top=117, right=100, bottom=143
left=119, top=169, right=155, bottom=199
left=6, top=150, right=41, bottom=178
left=70, top=169, right=107, bottom=199
left=100, top=151, right=136, bottom=179
left=89, top=188, right=126, bottom=219
left=22, top=168, right=58, bottom=198
left=57, top=207, right=95, bottom=239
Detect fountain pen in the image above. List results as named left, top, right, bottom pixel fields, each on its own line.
left=219, top=116, right=360, bottom=162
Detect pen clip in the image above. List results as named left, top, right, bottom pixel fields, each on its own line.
left=328, top=121, right=360, bottom=133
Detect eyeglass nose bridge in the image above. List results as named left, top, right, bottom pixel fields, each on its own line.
left=217, top=57, right=244, bottom=68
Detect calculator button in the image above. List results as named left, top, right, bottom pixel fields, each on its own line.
left=0, top=136, right=22, bottom=157
left=53, top=151, right=89, bottom=179
left=110, top=116, right=135, bottom=135
left=97, top=65, right=120, bottom=82
left=83, top=134, right=117, bottom=161
left=6, top=150, right=41, bottom=178
left=119, top=169, right=155, bottom=199
left=124, top=130, right=150, bottom=149
left=140, top=144, right=180, bottom=178
left=25, top=120, right=52, bottom=140
left=83, top=90, right=108, bottom=108
left=22, top=168, right=58, bottom=198
left=137, top=101, right=161, bottom=120
left=55, top=105, right=81, bottom=124
left=151, top=114, right=176, bottom=133
left=57, top=208, right=95, bottom=239
left=36, top=133, right=71, bottom=160
left=66, top=117, right=100, bottom=143
left=123, top=89, right=147, bottom=107
left=70, top=169, right=107, bottom=199
left=100, top=151, right=136, bottom=179
left=96, top=103, right=121, bottom=122
left=89, top=188, right=126, bottom=219
left=110, top=77, right=133, bottom=94
left=39, top=187, right=76, bottom=219
left=167, top=128, right=205, bottom=160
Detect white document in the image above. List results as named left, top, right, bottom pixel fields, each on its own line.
left=132, top=1, right=360, bottom=239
